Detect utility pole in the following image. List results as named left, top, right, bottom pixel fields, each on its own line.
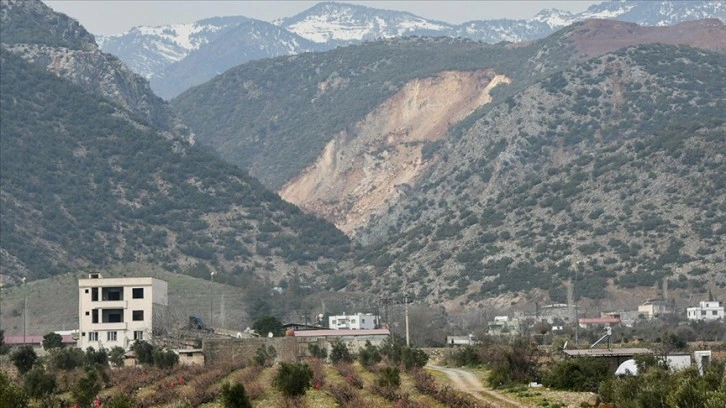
left=22, top=277, right=27, bottom=345
left=404, top=267, right=410, bottom=347
left=574, top=265, right=579, bottom=346
left=404, top=292, right=410, bottom=347
left=210, top=271, right=216, bottom=328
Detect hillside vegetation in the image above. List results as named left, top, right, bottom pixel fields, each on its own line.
left=0, top=49, right=349, bottom=288
left=172, top=36, right=573, bottom=189
left=173, top=19, right=725, bottom=309
left=349, top=44, right=725, bottom=308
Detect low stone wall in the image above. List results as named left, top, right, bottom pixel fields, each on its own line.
left=203, top=337, right=298, bottom=365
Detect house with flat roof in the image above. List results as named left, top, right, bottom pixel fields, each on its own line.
left=638, top=298, right=674, bottom=319
left=328, top=313, right=379, bottom=330
left=686, top=301, right=724, bottom=321
left=78, top=273, right=167, bottom=350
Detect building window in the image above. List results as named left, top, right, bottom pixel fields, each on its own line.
left=102, top=309, right=124, bottom=323
left=102, top=287, right=123, bottom=301
left=134, top=331, right=143, bottom=341
left=89, top=332, right=98, bottom=341
left=92, top=309, right=98, bottom=324
left=132, top=288, right=144, bottom=299
left=85, top=289, right=89, bottom=293
left=107, top=331, right=117, bottom=341
left=362, top=318, right=366, bottom=323
left=91, top=288, right=98, bottom=301
left=85, top=311, right=90, bottom=316
left=132, top=310, right=144, bottom=321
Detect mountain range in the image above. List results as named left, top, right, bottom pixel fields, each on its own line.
left=0, top=0, right=349, bottom=299
left=94, top=1, right=726, bottom=99
left=174, top=18, right=726, bottom=310
left=0, top=0, right=724, bottom=334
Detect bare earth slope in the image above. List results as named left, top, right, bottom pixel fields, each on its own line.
left=279, top=71, right=510, bottom=233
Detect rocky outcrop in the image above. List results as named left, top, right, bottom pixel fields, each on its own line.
left=279, top=70, right=510, bottom=234
left=1, top=0, right=193, bottom=145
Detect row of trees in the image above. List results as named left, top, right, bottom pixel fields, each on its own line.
left=1, top=339, right=178, bottom=408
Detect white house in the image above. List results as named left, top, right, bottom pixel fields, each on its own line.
left=78, top=273, right=168, bottom=350
left=686, top=301, right=724, bottom=321
left=328, top=313, right=378, bottom=330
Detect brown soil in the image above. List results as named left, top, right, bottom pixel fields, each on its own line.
left=279, top=71, right=510, bottom=235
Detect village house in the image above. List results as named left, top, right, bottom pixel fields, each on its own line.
left=78, top=273, right=168, bottom=350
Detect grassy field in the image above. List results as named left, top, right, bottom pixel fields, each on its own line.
left=0, top=263, right=251, bottom=337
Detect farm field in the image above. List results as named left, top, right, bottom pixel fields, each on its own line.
left=1, top=354, right=589, bottom=408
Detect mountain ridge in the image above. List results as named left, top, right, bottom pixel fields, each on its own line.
left=0, top=0, right=351, bottom=295
left=90, top=1, right=726, bottom=98
left=174, top=20, right=726, bottom=310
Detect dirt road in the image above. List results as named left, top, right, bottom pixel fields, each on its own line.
left=426, top=365, right=526, bottom=408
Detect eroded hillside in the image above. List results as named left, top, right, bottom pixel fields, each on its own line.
left=349, top=44, right=726, bottom=311
left=280, top=71, right=510, bottom=233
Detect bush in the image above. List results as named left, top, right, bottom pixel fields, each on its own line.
left=109, top=346, right=126, bottom=368
left=379, top=339, right=403, bottom=364
left=358, top=341, right=382, bottom=368
left=84, top=347, right=108, bottom=367
left=376, top=366, right=401, bottom=388
left=599, top=362, right=726, bottom=408
left=132, top=341, right=154, bottom=365
left=307, top=343, right=327, bottom=359
left=251, top=315, right=284, bottom=337
left=448, top=346, right=483, bottom=367
left=72, top=367, right=101, bottom=408
left=42, top=332, right=63, bottom=350
left=273, top=362, right=313, bottom=397
left=330, top=342, right=353, bottom=364
left=11, top=346, right=37, bottom=375
left=105, top=393, right=135, bottom=408
left=253, top=345, right=277, bottom=367
left=219, top=382, right=252, bottom=408
left=542, top=358, right=609, bottom=392
left=487, top=337, right=540, bottom=388
left=153, top=348, right=179, bottom=368
left=0, top=330, right=9, bottom=355
left=50, top=347, right=85, bottom=370
left=401, top=347, right=429, bottom=370
left=0, top=371, right=28, bottom=408
left=22, top=366, right=56, bottom=400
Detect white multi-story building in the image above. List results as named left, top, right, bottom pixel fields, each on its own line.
left=686, top=301, right=724, bottom=321
left=328, top=313, right=378, bottom=330
left=78, top=273, right=168, bottom=350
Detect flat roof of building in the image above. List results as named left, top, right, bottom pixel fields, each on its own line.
left=578, top=317, right=621, bottom=324
left=564, top=348, right=652, bottom=357
left=294, top=329, right=390, bottom=337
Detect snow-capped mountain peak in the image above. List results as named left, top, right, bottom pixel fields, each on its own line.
left=278, top=2, right=452, bottom=43
left=96, top=1, right=726, bottom=98
left=532, top=8, right=576, bottom=28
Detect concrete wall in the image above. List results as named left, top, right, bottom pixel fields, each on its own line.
left=203, top=337, right=298, bottom=365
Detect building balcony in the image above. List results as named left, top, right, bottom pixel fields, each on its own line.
left=92, top=322, right=128, bottom=331
left=93, top=300, right=127, bottom=308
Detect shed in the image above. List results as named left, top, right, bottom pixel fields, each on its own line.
left=563, top=348, right=652, bottom=373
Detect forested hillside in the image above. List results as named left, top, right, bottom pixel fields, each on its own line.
left=0, top=49, right=349, bottom=287
left=173, top=20, right=725, bottom=309
left=349, top=44, right=725, bottom=308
